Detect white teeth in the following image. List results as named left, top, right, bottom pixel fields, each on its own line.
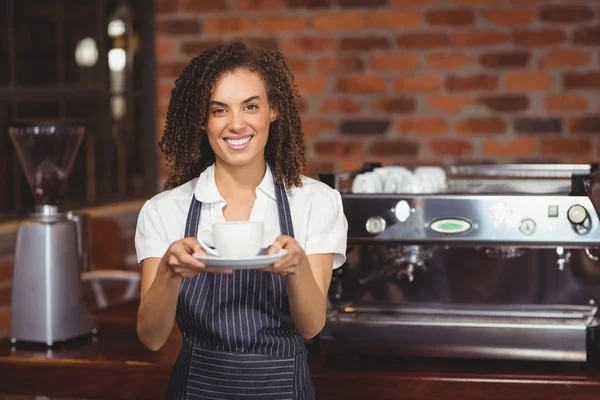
left=225, top=136, right=252, bottom=146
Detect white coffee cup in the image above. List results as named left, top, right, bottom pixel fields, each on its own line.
left=212, top=221, right=264, bottom=258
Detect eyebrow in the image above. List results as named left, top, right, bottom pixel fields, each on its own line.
left=210, top=96, right=261, bottom=107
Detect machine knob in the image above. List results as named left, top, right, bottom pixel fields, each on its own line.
left=365, top=216, right=386, bottom=234
left=567, top=205, right=591, bottom=234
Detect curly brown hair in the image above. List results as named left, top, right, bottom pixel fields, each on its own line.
left=159, top=41, right=306, bottom=191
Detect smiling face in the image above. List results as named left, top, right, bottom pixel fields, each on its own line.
left=205, top=68, right=276, bottom=169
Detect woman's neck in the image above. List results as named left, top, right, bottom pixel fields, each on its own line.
left=214, top=157, right=266, bottom=199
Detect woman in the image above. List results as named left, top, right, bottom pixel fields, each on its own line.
left=134, top=41, right=348, bottom=399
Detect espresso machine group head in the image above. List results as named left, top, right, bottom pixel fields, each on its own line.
left=8, top=120, right=96, bottom=346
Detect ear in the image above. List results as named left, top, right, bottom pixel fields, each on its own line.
left=270, top=109, right=277, bottom=122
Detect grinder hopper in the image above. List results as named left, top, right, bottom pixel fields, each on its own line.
left=8, top=121, right=96, bottom=346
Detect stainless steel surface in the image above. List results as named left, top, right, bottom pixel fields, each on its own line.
left=322, top=304, right=597, bottom=361
left=10, top=216, right=96, bottom=346
left=320, top=163, right=600, bottom=363
left=69, top=212, right=91, bottom=273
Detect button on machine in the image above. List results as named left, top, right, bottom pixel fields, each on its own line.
left=567, top=204, right=591, bottom=234
left=548, top=205, right=559, bottom=218
left=519, top=219, right=536, bottom=235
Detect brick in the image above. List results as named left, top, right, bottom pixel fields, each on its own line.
left=482, top=138, right=537, bottom=157
left=396, top=33, right=449, bottom=49
left=235, top=0, right=284, bottom=10
left=398, top=118, right=448, bottom=135
left=425, top=9, right=474, bottom=26
left=340, top=159, right=367, bottom=172
left=243, top=38, right=279, bottom=51
left=512, top=29, right=565, bottom=46
left=315, top=140, right=363, bottom=157
left=183, top=0, right=228, bottom=11
left=392, top=0, right=436, bottom=4
left=340, top=119, right=390, bottom=135
left=372, top=97, right=416, bottom=113
left=0, top=259, right=13, bottom=281
left=542, top=138, right=592, bottom=156
left=155, top=39, right=175, bottom=59
left=282, top=37, right=335, bottom=53
left=573, top=25, right=600, bottom=45
left=156, top=19, right=202, bottom=35
left=181, top=40, right=223, bottom=55
left=452, top=31, right=506, bottom=47
left=369, top=54, right=418, bottom=71
left=0, top=286, right=10, bottom=306
left=451, top=0, right=502, bottom=4
left=157, top=61, right=189, bottom=78
left=336, top=76, right=387, bottom=94
left=456, top=118, right=506, bottom=135
left=394, top=75, right=440, bottom=93
left=369, top=139, right=419, bottom=156
left=296, top=98, right=308, bottom=113
left=514, top=118, right=562, bottom=134
left=156, top=0, right=177, bottom=13
left=367, top=10, right=421, bottom=29
left=287, top=58, right=311, bottom=75
left=302, top=119, right=336, bottom=138
left=430, top=139, right=473, bottom=156
left=482, top=8, right=536, bottom=26
left=479, top=51, right=530, bottom=69
left=340, top=36, right=390, bottom=51
left=295, top=77, right=327, bottom=95
left=540, top=5, right=593, bottom=23
left=505, top=72, right=552, bottom=91
left=158, top=83, right=174, bottom=105
left=337, top=0, right=389, bottom=6
left=477, top=94, right=529, bottom=113
left=446, top=74, right=498, bottom=91
left=320, top=98, right=363, bottom=113
left=563, top=72, right=600, bottom=90
left=427, top=53, right=473, bottom=69
left=314, top=12, right=364, bottom=32
left=540, top=49, right=590, bottom=69
left=305, top=160, right=335, bottom=177
left=428, top=95, right=471, bottom=113
left=288, top=0, right=332, bottom=7
left=568, top=116, right=600, bottom=134
left=257, top=16, right=308, bottom=33
left=544, top=94, right=588, bottom=112
left=315, top=56, right=363, bottom=74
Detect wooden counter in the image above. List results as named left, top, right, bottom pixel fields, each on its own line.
left=1, top=301, right=599, bottom=399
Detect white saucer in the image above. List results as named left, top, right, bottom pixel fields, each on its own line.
left=192, top=249, right=288, bottom=270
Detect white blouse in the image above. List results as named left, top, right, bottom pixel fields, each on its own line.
left=134, top=164, right=348, bottom=269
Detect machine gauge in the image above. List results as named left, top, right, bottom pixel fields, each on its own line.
left=365, top=216, right=386, bottom=234
left=430, top=218, right=471, bottom=234
left=519, top=219, right=536, bottom=235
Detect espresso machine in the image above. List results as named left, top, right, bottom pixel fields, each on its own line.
left=9, top=121, right=96, bottom=346
left=320, top=163, right=600, bottom=365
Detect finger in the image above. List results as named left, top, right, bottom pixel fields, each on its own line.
left=273, top=254, right=294, bottom=269
left=268, top=235, right=291, bottom=255
left=176, top=252, right=206, bottom=269
left=181, top=237, right=201, bottom=253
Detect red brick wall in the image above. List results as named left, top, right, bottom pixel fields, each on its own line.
left=155, top=0, right=600, bottom=180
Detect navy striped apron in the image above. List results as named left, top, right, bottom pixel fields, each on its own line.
left=166, top=182, right=315, bottom=399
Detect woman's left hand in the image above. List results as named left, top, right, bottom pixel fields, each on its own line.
left=261, top=235, right=309, bottom=277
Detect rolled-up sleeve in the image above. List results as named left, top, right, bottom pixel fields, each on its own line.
left=304, top=189, right=348, bottom=269
left=134, top=200, right=170, bottom=265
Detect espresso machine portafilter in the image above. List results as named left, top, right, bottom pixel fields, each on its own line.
left=8, top=121, right=96, bottom=346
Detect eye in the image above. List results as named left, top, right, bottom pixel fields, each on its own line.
left=245, top=104, right=259, bottom=111
left=212, top=108, right=226, bottom=116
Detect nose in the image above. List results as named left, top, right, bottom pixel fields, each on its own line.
left=227, top=111, right=247, bottom=134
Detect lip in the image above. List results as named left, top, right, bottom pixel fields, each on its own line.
left=223, top=135, right=254, bottom=152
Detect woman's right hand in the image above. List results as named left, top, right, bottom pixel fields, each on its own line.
left=161, top=237, right=232, bottom=278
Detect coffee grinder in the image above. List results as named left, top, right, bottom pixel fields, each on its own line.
left=8, top=121, right=96, bottom=346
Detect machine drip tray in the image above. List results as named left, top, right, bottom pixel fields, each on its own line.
left=321, top=303, right=600, bottom=363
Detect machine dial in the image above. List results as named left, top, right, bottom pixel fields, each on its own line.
left=567, top=204, right=591, bottom=234
left=365, top=216, right=386, bottom=234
